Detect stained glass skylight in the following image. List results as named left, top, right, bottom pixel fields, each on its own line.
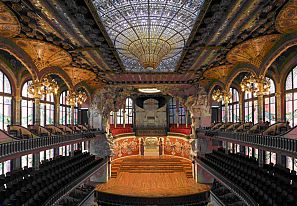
left=92, top=0, right=205, bottom=72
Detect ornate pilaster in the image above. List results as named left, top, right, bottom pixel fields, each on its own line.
left=34, top=97, right=41, bottom=125
left=71, top=105, right=75, bottom=125
left=15, top=94, right=21, bottom=125
left=123, top=109, right=126, bottom=128
left=257, top=93, right=264, bottom=122
left=55, top=94, right=60, bottom=125
left=275, top=92, right=282, bottom=122
left=224, top=102, right=229, bottom=123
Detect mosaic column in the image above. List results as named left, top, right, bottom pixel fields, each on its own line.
left=55, top=94, right=60, bottom=125
left=14, top=94, right=21, bottom=125
left=123, top=109, right=126, bottom=128
left=34, top=97, right=41, bottom=125
left=257, top=93, right=264, bottom=123
left=275, top=92, right=283, bottom=122
left=71, top=105, right=75, bottom=125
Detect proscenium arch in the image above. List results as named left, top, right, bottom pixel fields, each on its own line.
left=260, top=33, right=297, bottom=76
left=225, top=64, right=257, bottom=91
left=39, top=66, right=74, bottom=90
left=0, top=37, right=38, bottom=80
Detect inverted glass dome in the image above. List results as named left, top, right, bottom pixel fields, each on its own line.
left=92, top=0, right=205, bottom=72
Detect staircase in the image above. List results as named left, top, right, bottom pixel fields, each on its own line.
left=111, top=156, right=193, bottom=179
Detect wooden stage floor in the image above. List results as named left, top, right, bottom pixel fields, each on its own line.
left=96, top=156, right=210, bottom=197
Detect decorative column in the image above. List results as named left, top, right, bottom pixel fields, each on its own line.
left=224, top=102, right=229, bottom=123
left=239, top=92, right=244, bottom=122
left=185, top=110, right=188, bottom=127
left=123, top=109, right=126, bottom=128
left=34, top=97, right=41, bottom=125
left=275, top=92, right=282, bottom=122
left=55, top=94, right=60, bottom=125
left=176, top=99, right=179, bottom=128
left=15, top=94, right=21, bottom=125
left=257, top=93, right=264, bottom=123
left=114, top=111, right=117, bottom=128
left=71, top=105, right=75, bottom=125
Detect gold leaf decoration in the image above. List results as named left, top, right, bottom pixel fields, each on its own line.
left=203, top=65, right=233, bottom=83
left=62, top=67, right=96, bottom=86
left=226, top=35, right=281, bottom=68
left=276, top=0, right=297, bottom=34
left=0, top=2, right=21, bottom=38
left=14, top=38, right=72, bottom=70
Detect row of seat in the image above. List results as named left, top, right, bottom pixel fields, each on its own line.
left=0, top=150, right=101, bottom=206
left=211, top=180, right=246, bottom=206
left=57, top=184, right=94, bottom=206
left=200, top=149, right=296, bottom=206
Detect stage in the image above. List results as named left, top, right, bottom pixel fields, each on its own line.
left=95, top=156, right=210, bottom=197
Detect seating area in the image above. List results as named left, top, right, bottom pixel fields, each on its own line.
left=200, top=149, right=296, bottom=206
left=211, top=180, right=246, bottom=206
left=169, top=124, right=192, bottom=135
left=57, top=184, right=95, bottom=206
left=0, top=151, right=102, bottom=206
left=109, top=124, right=133, bottom=136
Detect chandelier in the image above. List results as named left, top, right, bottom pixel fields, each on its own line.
left=28, top=77, right=59, bottom=97
left=240, top=75, right=270, bottom=95
left=92, top=0, right=205, bottom=71
left=66, top=91, right=88, bottom=106
left=212, top=89, right=232, bottom=103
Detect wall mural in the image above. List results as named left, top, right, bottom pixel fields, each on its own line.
left=164, top=137, right=191, bottom=159
left=112, top=136, right=192, bottom=160
left=113, top=137, right=139, bottom=159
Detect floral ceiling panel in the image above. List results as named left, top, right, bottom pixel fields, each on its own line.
left=92, top=0, right=205, bottom=72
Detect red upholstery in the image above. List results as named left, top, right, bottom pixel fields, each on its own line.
left=169, top=124, right=191, bottom=135
left=110, top=124, right=133, bottom=136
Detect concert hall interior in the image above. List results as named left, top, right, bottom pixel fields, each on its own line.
left=0, top=0, right=297, bottom=205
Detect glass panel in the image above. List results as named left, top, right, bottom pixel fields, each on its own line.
left=286, top=72, right=293, bottom=90
left=4, top=160, right=10, bottom=174
left=3, top=97, right=11, bottom=131
left=287, top=156, right=293, bottom=171
left=3, top=75, right=11, bottom=94
left=21, top=155, right=28, bottom=168
left=0, top=72, right=3, bottom=93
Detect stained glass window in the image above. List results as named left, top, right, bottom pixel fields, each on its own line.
left=168, top=97, right=190, bottom=125
left=21, top=80, right=34, bottom=127
left=92, top=0, right=205, bottom=72
left=244, top=92, right=258, bottom=123
left=285, top=66, right=297, bottom=127
left=125, top=98, right=134, bottom=124
left=0, top=70, right=12, bottom=131
left=40, top=94, right=55, bottom=126
left=59, top=91, right=71, bottom=125
left=226, top=88, right=240, bottom=122
left=264, top=78, right=276, bottom=124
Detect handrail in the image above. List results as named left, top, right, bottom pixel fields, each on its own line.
left=0, top=131, right=104, bottom=158
left=195, top=158, right=257, bottom=206
left=44, top=158, right=107, bottom=206
left=197, top=129, right=297, bottom=156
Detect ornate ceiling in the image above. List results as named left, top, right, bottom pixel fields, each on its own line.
left=92, top=0, right=205, bottom=72
left=0, top=0, right=294, bottom=92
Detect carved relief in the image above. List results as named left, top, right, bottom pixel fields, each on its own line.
left=62, top=66, right=96, bottom=86
left=276, top=0, right=297, bottom=34
left=14, top=38, right=72, bottom=70
left=227, top=35, right=281, bottom=68
left=203, top=65, right=233, bottom=83
left=0, top=2, right=21, bottom=38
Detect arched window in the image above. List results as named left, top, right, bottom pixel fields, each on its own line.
left=168, top=97, right=190, bottom=125
left=59, top=91, right=71, bottom=125
left=21, top=80, right=34, bottom=127
left=264, top=78, right=276, bottom=124
left=0, top=70, right=12, bottom=131
left=40, top=93, right=55, bottom=126
left=125, top=97, right=134, bottom=124
left=244, top=92, right=258, bottom=124
left=228, top=88, right=240, bottom=122
left=285, top=66, right=297, bottom=127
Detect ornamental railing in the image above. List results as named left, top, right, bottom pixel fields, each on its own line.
left=195, top=157, right=257, bottom=206
left=197, top=129, right=297, bottom=155
left=0, top=131, right=104, bottom=158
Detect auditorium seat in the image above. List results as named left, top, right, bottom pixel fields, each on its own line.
left=200, top=149, right=296, bottom=205
left=0, top=151, right=102, bottom=206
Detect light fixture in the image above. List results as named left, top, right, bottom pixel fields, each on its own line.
left=66, top=90, right=88, bottom=106
left=28, top=77, right=59, bottom=97
left=212, top=89, right=231, bottom=103
left=240, top=74, right=270, bottom=95
left=138, top=88, right=161, bottom=94
left=92, top=0, right=205, bottom=72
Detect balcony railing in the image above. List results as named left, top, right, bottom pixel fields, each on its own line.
left=197, top=129, right=297, bottom=155
left=0, top=131, right=104, bottom=158
left=195, top=157, right=257, bottom=206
